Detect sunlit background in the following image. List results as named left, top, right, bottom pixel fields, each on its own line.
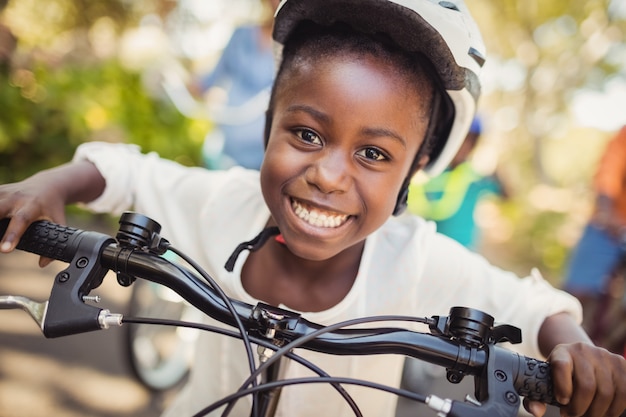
left=1, top=0, right=625, bottom=416
left=1, top=0, right=625, bottom=277
left=468, top=0, right=626, bottom=277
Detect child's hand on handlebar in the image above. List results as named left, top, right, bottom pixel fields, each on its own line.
left=0, top=175, right=68, bottom=266
left=526, top=342, right=626, bottom=417
left=0, top=161, right=106, bottom=266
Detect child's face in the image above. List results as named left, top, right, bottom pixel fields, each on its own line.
left=261, top=53, right=430, bottom=261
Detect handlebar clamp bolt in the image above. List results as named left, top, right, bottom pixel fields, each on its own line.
left=446, top=369, right=464, bottom=384
left=76, top=257, right=89, bottom=268
left=494, top=369, right=507, bottom=382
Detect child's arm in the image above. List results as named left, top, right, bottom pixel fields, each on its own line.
left=525, top=312, right=626, bottom=417
left=0, top=160, right=105, bottom=258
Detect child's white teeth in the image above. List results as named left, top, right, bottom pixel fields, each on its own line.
left=291, top=199, right=348, bottom=228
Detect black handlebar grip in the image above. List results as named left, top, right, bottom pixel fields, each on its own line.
left=514, top=355, right=559, bottom=405
left=0, top=218, right=83, bottom=263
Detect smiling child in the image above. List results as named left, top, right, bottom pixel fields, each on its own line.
left=1, top=1, right=625, bottom=416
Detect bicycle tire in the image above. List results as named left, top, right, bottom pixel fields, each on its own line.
left=124, top=279, right=200, bottom=391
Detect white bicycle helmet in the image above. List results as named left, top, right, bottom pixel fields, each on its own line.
left=271, top=0, right=486, bottom=177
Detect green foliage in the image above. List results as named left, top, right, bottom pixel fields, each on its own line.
left=6, top=0, right=138, bottom=46
left=465, top=0, right=626, bottom=277
left=0, top=59, right=206, bottom=184
left=501, top=200, right=572, bottom=282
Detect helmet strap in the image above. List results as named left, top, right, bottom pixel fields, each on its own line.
left=224, top=226, right=281, bottom=272
left=392, top=179, right=410, bottom=216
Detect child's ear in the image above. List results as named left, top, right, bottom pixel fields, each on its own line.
left=416, top=154, right=430, bottom=171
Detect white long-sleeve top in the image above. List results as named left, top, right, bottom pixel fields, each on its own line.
left=74, top=142, right=581, bottom=417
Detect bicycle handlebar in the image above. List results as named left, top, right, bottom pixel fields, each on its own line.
left=0, top=213, right=559, bottom=417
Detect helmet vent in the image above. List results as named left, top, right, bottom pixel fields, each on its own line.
left=468, top=47, right=486, bottom=66
left=438, top=1, right=460, bottom=11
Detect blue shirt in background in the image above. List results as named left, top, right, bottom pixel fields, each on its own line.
left=198, top=25, right=275, bottom=170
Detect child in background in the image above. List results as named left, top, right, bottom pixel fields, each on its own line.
left=0, top=1, right=625, bottom=416
left=407, top=116, right=507, bottom=250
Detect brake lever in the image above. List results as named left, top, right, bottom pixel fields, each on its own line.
left=8, top=219, right=121, bottom=337
left=0, top=295, right=48, bottom=330
left=0, top=294, right=122, bottom=334
left=427, top=307, right=558, bottom=417
left=444, top=344, right=521, bottom=417
left=45, top=232, right=126, bottom=337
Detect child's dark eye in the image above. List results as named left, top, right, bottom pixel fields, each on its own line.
left=296, top=129, right=322, bottom=145
left=357, top=147, right=387, bottom=161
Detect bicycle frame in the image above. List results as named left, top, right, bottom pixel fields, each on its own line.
left=0, top=212, right=559, bottom=417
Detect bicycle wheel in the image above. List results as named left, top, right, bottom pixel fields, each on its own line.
left=125, top=278, right=201, bottom=391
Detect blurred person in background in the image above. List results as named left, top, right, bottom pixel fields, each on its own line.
left=564, top=125, right=626, bottom=352
left=189, top=0, right=280, bottom=170
left=406, top=116, right=508, bottom=251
